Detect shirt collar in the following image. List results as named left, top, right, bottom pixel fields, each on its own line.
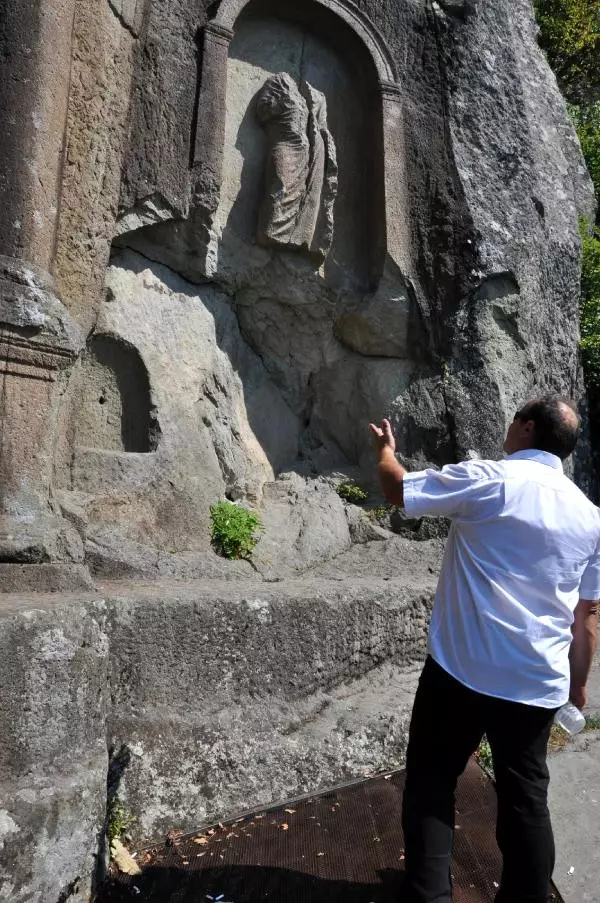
left=504, top=449, right=563, bottom=470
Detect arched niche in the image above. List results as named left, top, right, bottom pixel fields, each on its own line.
left=215, top=0, right=397, bottom=83
left=71, top=334, right=159, bottom=454
left=193, top=0, right=402, bottom=288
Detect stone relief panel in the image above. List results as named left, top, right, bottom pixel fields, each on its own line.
left=215, top=10, right=371, bottom=287
left=255, top=72, right=337, bottom=260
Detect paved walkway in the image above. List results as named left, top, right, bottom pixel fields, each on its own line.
left=549, top=651, right=600, bottom=903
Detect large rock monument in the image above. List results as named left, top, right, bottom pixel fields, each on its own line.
left=0, top=0, right=595, bottom=899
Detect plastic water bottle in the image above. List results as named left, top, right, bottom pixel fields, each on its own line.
left=554, top=702, right=586, bottom=736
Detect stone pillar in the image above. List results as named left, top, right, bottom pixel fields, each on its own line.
left=380, top=83, right=412, bottom=271
left=190, top=22, right=234, bottom=276
left=0, top=0, right=88, bottom=587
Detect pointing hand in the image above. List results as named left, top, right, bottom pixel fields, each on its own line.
left=369, top=418, right=396, bottom=455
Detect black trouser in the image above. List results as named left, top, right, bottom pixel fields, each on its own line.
left=402, top=656, right=557, bottom=903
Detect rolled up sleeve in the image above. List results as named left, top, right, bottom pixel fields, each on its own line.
left=403, top=461, right=504, bottom=521
left=579, top=536, right=600, bottom=600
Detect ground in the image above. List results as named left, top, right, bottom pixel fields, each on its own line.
left=549, top=650, right=600, bottom=902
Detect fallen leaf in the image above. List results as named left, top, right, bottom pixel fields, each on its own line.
left=317, top=852, right=325, bottom=857
left=284, top=808, right=296, bottom=814
left=111, top=839, right=142, bottom=877
left=193, top=837, right=209, bottom=845
left=281, top=823, right=289, bottom=831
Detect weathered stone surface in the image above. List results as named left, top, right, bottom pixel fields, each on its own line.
left=104, top=570, right=436, bottom=842
left=2, top=0, right=592, bottom=583
left=0, top=596, right=109, bottom=902
left=253, top=475, right=352, bottom=577
left=107, top=0, right=146, bottom=37
left=54, top=250, right=300, bottom=568
left=0, top=538, right=440, bottom=893
left=53, top=0, right=138, bottom=331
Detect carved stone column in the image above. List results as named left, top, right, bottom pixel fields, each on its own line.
left=0, top=0, right=89, bottom=588
left=190, top=22, right=234, bottom=276
left=380, top=83, right=412, bottom=271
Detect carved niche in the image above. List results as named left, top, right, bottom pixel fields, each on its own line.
left=71, top=334, right=159, bottom=454
left=255, top=72, right=338, bottom=260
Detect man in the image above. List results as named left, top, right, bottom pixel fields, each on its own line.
left=370, top=396, right=600, bottom=903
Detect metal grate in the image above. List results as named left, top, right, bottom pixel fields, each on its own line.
left=99, top=758, right=563, bottom=902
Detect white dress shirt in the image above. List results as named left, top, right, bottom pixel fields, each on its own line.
left=403, top=449, right=600, bottom=708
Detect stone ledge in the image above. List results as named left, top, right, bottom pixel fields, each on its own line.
left=0, top=572, right=435, bottom=899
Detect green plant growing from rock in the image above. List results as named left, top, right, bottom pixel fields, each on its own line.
left=476, top=736, right=494, bottom=778
left=210, top=500, right=263, bottom=560
left=367, top=503, right=393, bottom=520
left=107, top=797, right=136, bottom=845
left=336, top=481, right=369, bottom=504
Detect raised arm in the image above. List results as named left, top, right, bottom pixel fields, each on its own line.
left=569, top=599, right=599, bottom=709
left=369, top=418, right=406, bottom=507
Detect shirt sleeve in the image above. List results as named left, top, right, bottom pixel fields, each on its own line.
left=579, top=534, right=600, bottom=600
left=403, top=461, right=504, bottom=522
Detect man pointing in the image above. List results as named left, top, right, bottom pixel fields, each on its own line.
left=371, top=396, right=600, bottom=903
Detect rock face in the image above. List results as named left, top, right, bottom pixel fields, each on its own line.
left=0, top=542, right=441, bottom=900
left=0, top=0, right=596, bottom=899
left=0, top=0, right=595, bottom=582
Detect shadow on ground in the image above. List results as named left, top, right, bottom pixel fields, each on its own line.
left=99, top=864, right=404, bottom=902
left=97, top=761, right=563, bottom=903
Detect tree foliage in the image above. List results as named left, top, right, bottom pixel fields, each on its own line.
left=534, top=0, right=600, bottom=104
left=580, top=228, right=600, bottom=386
left=570, top=102, right=600, bottom=212
left=535, top=1, right=600, bottom=456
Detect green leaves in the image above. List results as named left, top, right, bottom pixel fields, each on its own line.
left=535, top=2, right=600, bottom=441
left=336, top=481, right=369, bottom=504
left=534, top=0, right=600, bottom=104
left=571, top=102, right=600, bottom=212
left=210, top=500, right=263, bottom=560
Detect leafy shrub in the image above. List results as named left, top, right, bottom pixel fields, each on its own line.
left=580, top=227, right=600, bottom=442
left=367, top=504, right=391, bottom=520
left=107, top=798, right=136, bottom=844
left=534, top=0, right=600, bottom=104
left=571, top=102, right=600, bottom=207
left=336, top=481, right=369, bottom=504
left=475, top=736, right=494, bottom=778
left=210, top=500, right=262, bottom=560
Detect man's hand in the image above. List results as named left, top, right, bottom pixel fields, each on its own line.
left=369, top=418, right=396, bottom=454
left=369, top=418, right=405, bottom=507
left=570, top=684, right=587, bottom=710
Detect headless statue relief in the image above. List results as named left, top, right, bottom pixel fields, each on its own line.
left=255, top=73, right=338, bottom=260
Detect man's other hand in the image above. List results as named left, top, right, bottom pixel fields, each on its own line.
left=370, top=418, right=396, bottom=455
left=570, top=684, right=587, bottom=710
